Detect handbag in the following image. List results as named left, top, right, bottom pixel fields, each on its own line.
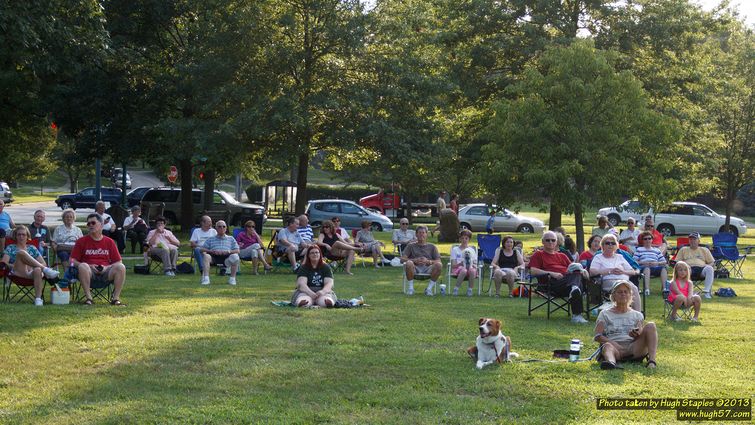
left=133, top=264, right=150, bottom=275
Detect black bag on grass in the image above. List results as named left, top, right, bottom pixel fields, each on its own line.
left=176, top=262, right=195, bottom=274
left=134, top=264, right=150, bottom=275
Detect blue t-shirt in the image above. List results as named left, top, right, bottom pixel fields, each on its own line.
left=202, top=235, right=240, bottom=252
left=4, top=244, right=41, bottom=264
left=0, top=212, right=11, bottom=231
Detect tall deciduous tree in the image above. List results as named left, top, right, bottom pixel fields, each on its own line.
left=481, top=40, right=682, bottom=249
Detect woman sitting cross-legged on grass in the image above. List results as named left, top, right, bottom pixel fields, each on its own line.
left=316, top=220, right=360, bottom=275
left=667, top=261, right=701, bottom=322
left=291, top=245, right=336, bottom=308
left=1, top=225, right=60, bottom=306
left=450, top=229, right=478, bottom=296
left=355, top=220, right=387, bottom=268
left=594, top=280, right=658, bottom=370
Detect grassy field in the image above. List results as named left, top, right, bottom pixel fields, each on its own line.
left=1, top=218, right=753, bottom=424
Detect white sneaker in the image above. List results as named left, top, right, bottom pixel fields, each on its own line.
left=42, top=267, right=60, bottom=280
left=703, top=292, right=712, bottom=299
left=467, top=288, right=473, bottom=297
left=452, top=288, right=459, bottom=296
left=571, top=315, right=588, bottom=324
left=425, top=287, right=434, bottom=296
left=200, top=276, right=210, bottom=285
left=406, top=287, right=414, bottom=295
left=228, top=277, right=237, bottom=286
left=165, top=271, right=175, bottom=277
left=34, top=298, right=43, bottom=307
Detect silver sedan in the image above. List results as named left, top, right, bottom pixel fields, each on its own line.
left=457, top=204, right=545, bottom=233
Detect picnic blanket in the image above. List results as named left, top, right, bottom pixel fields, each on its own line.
left=271, top=298, right=369, bottom=308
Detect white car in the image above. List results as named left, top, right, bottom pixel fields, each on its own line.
left=599, top=201, right=747, bottom=237
left=457, top=204, right=545, bottom=233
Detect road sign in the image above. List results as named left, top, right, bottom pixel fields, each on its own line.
left=168, top=165, right=178, bottom=183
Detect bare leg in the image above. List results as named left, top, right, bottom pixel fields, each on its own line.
left=429, top=262, right=442, bottom=280
left=455, top=267, right=467, bottom=289
left=202, top=253, right=212, bottom=278
left=345, top=250, right=355, bottom=274
left=405, top=260, right=416, bottom=280
left=493, top=269, right=503, bottom=296
left=632, top=322, right=657, bottom=367
left=77, top=263, right=93, bottom=301
left=108, top=263, right=126, bottom=300
left=691, top=294, right=701, bottom=319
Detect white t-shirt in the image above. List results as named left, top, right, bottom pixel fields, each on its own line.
left=590, top=253, right=634, bottom=282
left=190, top=228, right=217, bottom=247
left=619, top=228, right=640, bottom=250
left=450, top=245, right=477, bottom=267
left=597, top=308, right=644, bottom=344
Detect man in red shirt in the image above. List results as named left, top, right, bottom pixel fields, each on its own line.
left=71, top=213, right=126, bottom=305
left=529, top=231, right=589, bottom=323
left=643, top=216, right=667, bottom=255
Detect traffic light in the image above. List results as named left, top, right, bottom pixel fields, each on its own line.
left=199, top=172, right=205, bottom=180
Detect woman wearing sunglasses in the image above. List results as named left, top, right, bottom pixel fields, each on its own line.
left=237, top=220, right=272, bottom=274
left=1, top=225, right=60, bottom=306
left=633, top=230, right=667, bottom=295
left=589, top=234, right=642, bottom=312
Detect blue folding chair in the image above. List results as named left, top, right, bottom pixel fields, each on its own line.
left=476, top=234, right=501, bottom=294
left=711, top=232, right=746, bottom=279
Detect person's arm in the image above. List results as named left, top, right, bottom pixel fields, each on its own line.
left=296, top=276, right=318, bottom=298
left=490, top=247, right=501, bottom=271
left=450, top=247, right=462, bottom=268
left=189, top=230, right=199, bottom=248
left=254, top=230, right=264, bottom=247
left=229, top=239, right=240, bottom=255
left=432, top=245, right=442, bottom=266
left=123, top=217, right=134, bottom=231
left=704, top=248, right=715, bottom=266
left=391, top=230, right=399, bottom=244
left=670, top=280, right=681, bottom=296
left=589, top=255, right=605, bottom=276
left=516, top=251, right=525, bottom=269
left=656, top=250, right=667, bottom=266
left=319, top=276, right=335, bottom=295
left=594, top=319, right=609, bottom=344
left=147, top=230, right=159, bottom=246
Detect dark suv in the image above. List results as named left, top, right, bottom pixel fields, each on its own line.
left=141, top=187, right=266, bottom=229
left=0, top=181, right=12, bottom=203
left=55, top=187, right=123, bottom=210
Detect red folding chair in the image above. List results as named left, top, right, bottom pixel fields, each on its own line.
left=1, top=238, right=50, bottom=303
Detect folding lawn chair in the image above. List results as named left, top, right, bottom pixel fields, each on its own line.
left=662, top=280, right=692, bottom=321
left=446, top=245, right=482, bottom=295
left=476, top=234, right=501, bottom=295
left=711, top=232, right=746, bottom=279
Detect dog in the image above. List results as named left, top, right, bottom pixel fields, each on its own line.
left=467, top=317, right=518, bottom=369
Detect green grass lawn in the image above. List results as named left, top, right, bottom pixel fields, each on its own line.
left=1, top=225, right=753, bottom=424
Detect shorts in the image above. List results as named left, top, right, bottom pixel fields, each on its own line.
left=597, top=340, right=643, bottom=361
left=291, top=289, right=337, bottom=305
left=414, top=264, right=433, bottom=274
left=210, top=254, right=240, bottom=267
left=452, top=264, right=477, bottom=278
left=645, top=266, right=665, bottom=277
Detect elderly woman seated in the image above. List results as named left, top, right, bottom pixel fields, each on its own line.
left=594, top=280, right=658, bottom=369
left=589, top=233, right=642, bottom=312
left=51, top=208, right=83, bottom=263
left=291, top=245, right=336, bottom=308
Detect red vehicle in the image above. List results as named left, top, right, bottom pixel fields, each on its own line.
left=359, top=189, right=437, bottom=218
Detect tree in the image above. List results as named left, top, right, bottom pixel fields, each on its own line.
left=481, top=40, right=682, bottom=250
left=703, top=23, right=755, bottom=230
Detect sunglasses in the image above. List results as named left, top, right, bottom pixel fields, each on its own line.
left=643, top=237, right=653, bottom=241
left=603, top=241, right=617, bottom=246
left=400, top=222, right=409, bottom=225
left=543, top=239, right=557, bottom=242
left=86, top=221, right=98, bottom=226
left=217, top=225, right=227, bottom=228
left=246, top=225, right=254, bottom=228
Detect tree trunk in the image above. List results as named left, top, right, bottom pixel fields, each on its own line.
left=179, top=159, right=194, bottom=231
left=574, top=202, right=585, bottom=252
left=724, top=185, right=736, bottom=232
left=294, top=152, right=309, bottom=215
left=548, top=204, right=562, bottom=230
left=203, top=169, right=216, bottom=212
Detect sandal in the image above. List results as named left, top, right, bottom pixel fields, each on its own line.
left=646, top=360, right=657, bottom=369
left=83, top=298, right=93, bottom=306
left=110, top=299, right=126, bottom=307
left=600, top=361, right=623, bottom=370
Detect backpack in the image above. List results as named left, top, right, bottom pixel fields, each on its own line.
left=714, top=287, right=737, bottom=297
left=176, top=262, right=195, bottom=274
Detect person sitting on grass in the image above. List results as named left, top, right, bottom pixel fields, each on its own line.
left=317, top=220, right=360, bottom=275
left=594, top=280, right=658, bottom=369
left=450, top=229, right=478, bottom=296
left=402, top=225, right=442, bottom=296
left=237, top=220, right=271, bottom=274
left=146, top=216, right=180, bottom=277
left=200, top=220, right=240, bottom=286
left=0, top=225, right=60, bottom=306
left=355, top=220, right=387, bottom=268
left=667, top=261, right=701, bottom=322
left=291, top=245, right=336, bottom=308
left=71, top=214, right=126, bottom=306
left=491, top=235, right=524, bottom=297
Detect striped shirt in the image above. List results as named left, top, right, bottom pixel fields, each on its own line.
left=297, top=225, right=314, bottom=243
left=633, top=246, right=666, bottom=265
left=202, top=235, right=239, bottom=252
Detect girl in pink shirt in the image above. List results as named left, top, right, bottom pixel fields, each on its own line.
left=668, top=261, right=701, bottom=322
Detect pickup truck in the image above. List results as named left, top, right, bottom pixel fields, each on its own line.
left=55, top=187, right=123, bottom=210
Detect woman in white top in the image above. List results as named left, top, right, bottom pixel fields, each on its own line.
left=589, top=234, right=642, bottom=312
left=146, top=216, right=181, bottom=276
left=594, top=280, right=658, bottom=369
left=450, top=229, right=478, bottom=296
left=619, top=218, right=641, bottom=253
left=51, top=209, right=83, bottom=263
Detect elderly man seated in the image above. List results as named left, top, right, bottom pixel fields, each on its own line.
left=199, top=220, right=240, bottom=286
left=296, top=214, right=315, bottom=245
left=277, top=216, right=308, bottom=271
left=675, top=232, right=715, bottom=299
left=643, top=216, right=668, bottom=255
left=392, top=218, right=417, bottom=254
left=402, top=225, right=442, bottom=296
left=529, top=230, right=590, bottom=324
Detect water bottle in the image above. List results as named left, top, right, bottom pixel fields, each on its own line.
left=569, top=339, right=581, bottom=362
left=439, top=284, right=446, bottom=295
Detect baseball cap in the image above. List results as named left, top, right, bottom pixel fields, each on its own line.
left=689, top=232, right=700, bottom=239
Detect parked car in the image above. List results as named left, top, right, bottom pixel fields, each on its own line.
left=141, top=187, right=266, bottom=228
left=55, top=187, right=123, bottom=210
left=306, top=199, right=393, bottom=231
left=597, top=200, right=649, bottom=226
left=0, top=181, right=13, bottom=203
left=111, top=168, right=132, bottom=189
left=457, top=204, right=545, bottom=233
left=652, top=202, right=747, bottom=237
left=126, top=186, right=152, bottom=208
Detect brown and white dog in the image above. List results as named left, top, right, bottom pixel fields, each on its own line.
left=467, top=318, right=518, bottom=369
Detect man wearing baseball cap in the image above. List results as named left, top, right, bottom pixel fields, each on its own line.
left=675, top=232, right=715, bottom=299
